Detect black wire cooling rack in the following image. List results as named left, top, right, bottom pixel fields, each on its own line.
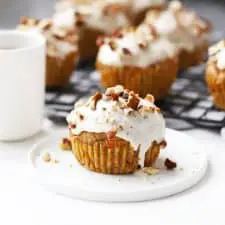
left=45, top=31, right=225, bottom=130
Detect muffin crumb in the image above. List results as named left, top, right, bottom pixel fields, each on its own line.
left=42, top=152, right=51, bottom=163
left=143, top=167, right=159, bottom=175
left=60, top=138, right=72, bottom=151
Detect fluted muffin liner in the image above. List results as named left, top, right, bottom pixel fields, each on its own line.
left=70, top=131, right=161, bottom=174
left=206, top=61, right=225, bottom=110
left=96, top=57, right=178, bottom=100
left=46, top=51, right=78, bottom=87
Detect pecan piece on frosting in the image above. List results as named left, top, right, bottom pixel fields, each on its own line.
left=164, top=158, right=177, bottom=170
left=145, top=94, right=155, bottom=103
left=109, top=40, right=117, bottom=51
left=138, top=41, right=148, bottom=49
left=122, top=48, right=132, bottom=56
left=90, top=92, right=102, bottom=110
left=20, top=16, right=28, bottom=24
left=127, top=93, right=140, bottom=110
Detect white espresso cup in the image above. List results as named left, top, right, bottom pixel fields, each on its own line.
left=0, top=30, right=46, bottom=141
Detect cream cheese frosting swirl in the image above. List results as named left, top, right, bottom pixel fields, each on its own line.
left=67, top=85, right=166, bottom=165
left=97, top=25, right=177, bottom=67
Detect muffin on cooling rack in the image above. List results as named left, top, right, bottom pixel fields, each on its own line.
left=143, top=0, right=211, bottom=70
left=53, top=1, right=131, bottom=59
left=206, top=40, right=225, bottom=110
left=18, top=17, right=79, bottom=87
left=67, top=85, right=166, bottom=174
left=96, top=25, right=178, bottom=100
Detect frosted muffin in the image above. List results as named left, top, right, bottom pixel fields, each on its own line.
left=143, top=0, right=211, bottom=70
left=53, top=1, right=131, bottom=59
left=67, top=85, right=166, bottom=174
left=55, top=0, right=166, bottom=26
left=206, top=40, right=225, bottom=110
left=96, top=25, right=178, bottom=100
left=18, top=17, right=79, bottom=87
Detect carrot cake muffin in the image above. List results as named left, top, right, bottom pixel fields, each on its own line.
left=67, top=85, right=166, bottom=174
left=206, top=40, right=225, bottom=110
left=18, top=17, right=79, bottom=87
left=96, top=24, right=178, bottom=100
left=143, top=0, right=211, bottom=70
left=53, top=1, right=131, bottom=59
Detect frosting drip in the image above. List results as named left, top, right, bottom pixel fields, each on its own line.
left=67, top=85, right=165, bottom=165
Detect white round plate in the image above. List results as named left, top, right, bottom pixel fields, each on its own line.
left=29, top=128, right=208, bottom=202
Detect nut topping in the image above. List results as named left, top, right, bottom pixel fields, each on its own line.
left=109, top=41, right=117, bottom=51
left=60, top=138, right=72, bottom=151
left=90, top=92, right=102, bottom=110
left=127, top=93, right=140, bottom=110
left=122, top=48, right=132, bottom=56
left=164, top=158, right=177, bottom=170
left=145, top=94, right=155, bottom=103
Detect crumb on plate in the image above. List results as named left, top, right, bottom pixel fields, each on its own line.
left=142, top=167, right=159, bottom=175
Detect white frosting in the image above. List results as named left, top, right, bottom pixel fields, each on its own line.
left=18, top=19, right=78, bottom=58
left=209, top=40, right=225, bottom=70
left=217, top=49, right=225, bottom=70
left=97, top=25, right=177, bottom=67
left=67, top=86, right=165, bottom=166
left=144, top=1, right=211, bottom=52
left=53, top=2, right=130, bottom=34
left=132, top=0, right=165, bottom=14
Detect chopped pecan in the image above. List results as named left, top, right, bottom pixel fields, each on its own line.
left=122, top=48, right=132, bottom=56
left=164, top=158, right=177, bottom=170
left=109, top=41, right=117, bottom=51
left=38, top=20, right=52, bottom=30
left=127, top=94, right=140, bottom=110
left=90, top=92, right=102, bottom=110
left=112, top=29, right=123, bottom=38
left=138, top=41, right=148, bottom=49
left=69, top=124, right=76, bottom=129
left=20, top=16, right=28, bottom=24
left=60, top=138, right=72, bottom=151
left=111, top=93, right=119, bottom=101
left=79, top=114, right=84, bottom=120
left=145, top=94, right=155, bottom=103
left=160, top=140, right=167, bottom=148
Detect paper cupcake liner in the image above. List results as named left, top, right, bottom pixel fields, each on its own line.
left=46, top=51, right=78, bottom=87
left=79, top=27, right=104, bottom=60
left=179, top=42, right=209, bottom=70
left=96, top=57, right=178, bottom=100
left=70, top=132, right=162, bottom=174
left=206, top=62, right=225, bottom=110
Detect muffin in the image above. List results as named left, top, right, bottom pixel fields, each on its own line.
left=67, top=85, right=166, bottom=174
left=53, top=1, right=131, bottom=59
left=143, top=0, right=211, bottom=70
left=18, top=17, right=79, bottom=87
left=96, top=25, right=178, bottom=100
left=206, top=40, right=225, bottom=110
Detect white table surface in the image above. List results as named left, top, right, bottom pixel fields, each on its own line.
left=0, top=122, right=224, bottom=225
